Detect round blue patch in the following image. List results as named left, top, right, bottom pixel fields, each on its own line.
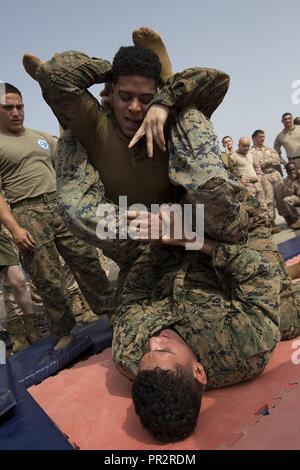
left=37, top=139, right=49, bottom=149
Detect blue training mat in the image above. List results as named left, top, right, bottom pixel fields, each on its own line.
left=0, top=361, right=73, bottom=450
left=0, top=363, right=16, bottom=417
left=8, top=316, right=112, bottom=389
left=9, top=334, right=92, bottom=390
left=278, top=236, right=300, bottom=261
left=72, top=314, right=113, bottom=353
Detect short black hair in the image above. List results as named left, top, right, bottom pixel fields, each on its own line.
left=0, top=82, right=22, bottom=99
left=111, top=46, right=161, bottom=87
left=132, top=366, right=204, bottom=443
left=252, top=129, right=264, bottom=138
left=282, top=112, right=292, bottom=120
left=286, top=162, right=297, bottom=172
left=222, top=135, right=232, bottom=144
left=293, top=116, right=300, bottom=125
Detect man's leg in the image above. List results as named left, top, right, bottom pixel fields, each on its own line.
left=1, top=266, right=35, bottom=352
left=254, top=181, right=268, bottom=215
left=261, top=174, right=275, bottom=221
left=169, top=107, right=249, bottom=244
left=12, top=205, right=76, bottom=349
left=63, top=260, right=98, bottom=322
left=54, top=214, right=114, bottom=318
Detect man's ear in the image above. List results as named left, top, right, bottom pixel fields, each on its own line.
left=192, top=362, right=207, bottom=385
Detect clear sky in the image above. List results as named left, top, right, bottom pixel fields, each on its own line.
left=1, top=0, right=300, bottom=152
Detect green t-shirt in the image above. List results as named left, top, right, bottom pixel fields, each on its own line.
left=0, top=128, right=56, bottom=204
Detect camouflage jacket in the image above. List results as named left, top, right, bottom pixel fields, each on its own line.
left=35, top=51, right=249, bottom=258
left=112, top=242, right=282, bottom=389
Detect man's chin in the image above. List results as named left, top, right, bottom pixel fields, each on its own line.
left=122, top=126, right=139, bottom=139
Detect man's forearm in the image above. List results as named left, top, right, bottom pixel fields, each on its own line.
left=34, top=51, right=112, bottom=139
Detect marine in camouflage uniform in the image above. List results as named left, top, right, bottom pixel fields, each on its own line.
left=29, top=48, right=300, bottom=386
left=112, top=189, right=300, bottom=386
left=249, top=144, right=285, bottom=223
left=33, top=50, right=249, bottom=265
left=0, top=127, right=113, bottom=339
left=282, top=165, right=300, bottom=220
left=11, top=201, right=113, bottom=335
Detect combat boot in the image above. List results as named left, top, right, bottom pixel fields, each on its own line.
left=69, top=292, right=83, bottom=318
left=271, top=222, right=281, bottom=234
left=81, top=297, right=98, bottom=323
left=289, top=218, right=300, bottom=230
left=24, top=313, right=43, bottom=344
left=7, top=317, right=30, bottom=353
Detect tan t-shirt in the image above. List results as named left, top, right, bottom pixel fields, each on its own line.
left=274, top=125, right=300, bottom=158
left=229, top=151, right=260, bottom=181
left=0, top=128, right=57, bottom=204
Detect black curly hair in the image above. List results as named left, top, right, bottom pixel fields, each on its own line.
left=111, top=45, right=161, bottom=86
left=132, top=366, right=204, bottom=443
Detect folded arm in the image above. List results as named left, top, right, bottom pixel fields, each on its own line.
left=34, top=51, right=112, bottom=146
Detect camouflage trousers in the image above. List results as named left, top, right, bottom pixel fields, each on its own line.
left=12, top=201, right=113, bottom=336
left=248, top=237, right=300, bottom=340
left=242, top=179, right=267, bottom=213
left=261, top=170, right=284, bottom=221
left=241, top=190, right=300, bottom=340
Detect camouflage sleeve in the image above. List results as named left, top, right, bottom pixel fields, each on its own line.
left=36, top=51, right=112, bottom=147
left=112, top=246, right=189, bottom=379
left=152, top=67, right=230, bottom=118
left=112, top=241, right=282, bottom=381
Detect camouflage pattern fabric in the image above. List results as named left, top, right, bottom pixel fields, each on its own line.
left=238, top=189, right=300, bottom=340
left=112, top=242, right=283, bottom=389
left=260, top=171, right=284, bottom=221
left=168, top=107, right=249, bottom=243
left=12, top=201, right=113, bottom=336
left=113, top=190, right=300, bottom=387
left=249, top=146, right=285, bottom=221
left=36, top=51, right=249, bottom=247
left=34, top=50, right=300, bottom=387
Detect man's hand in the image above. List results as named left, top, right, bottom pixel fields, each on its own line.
left=128, top=104, right=169, bottom=158
left=100, top=82, right=113, bottom=109
left=126, top=210, right=164, bottom=241
left=11, top=227, right=36, bottom=251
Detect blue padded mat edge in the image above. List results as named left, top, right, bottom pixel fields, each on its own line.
left=0, top=363, right=16, bottom=417
left=9, top=335, right=92, bottom=389
left=0, top=361, right=73, bottom=450
left=8, top=316, right=112, bottom=389
left=278, top=236, right=300, bottom=261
